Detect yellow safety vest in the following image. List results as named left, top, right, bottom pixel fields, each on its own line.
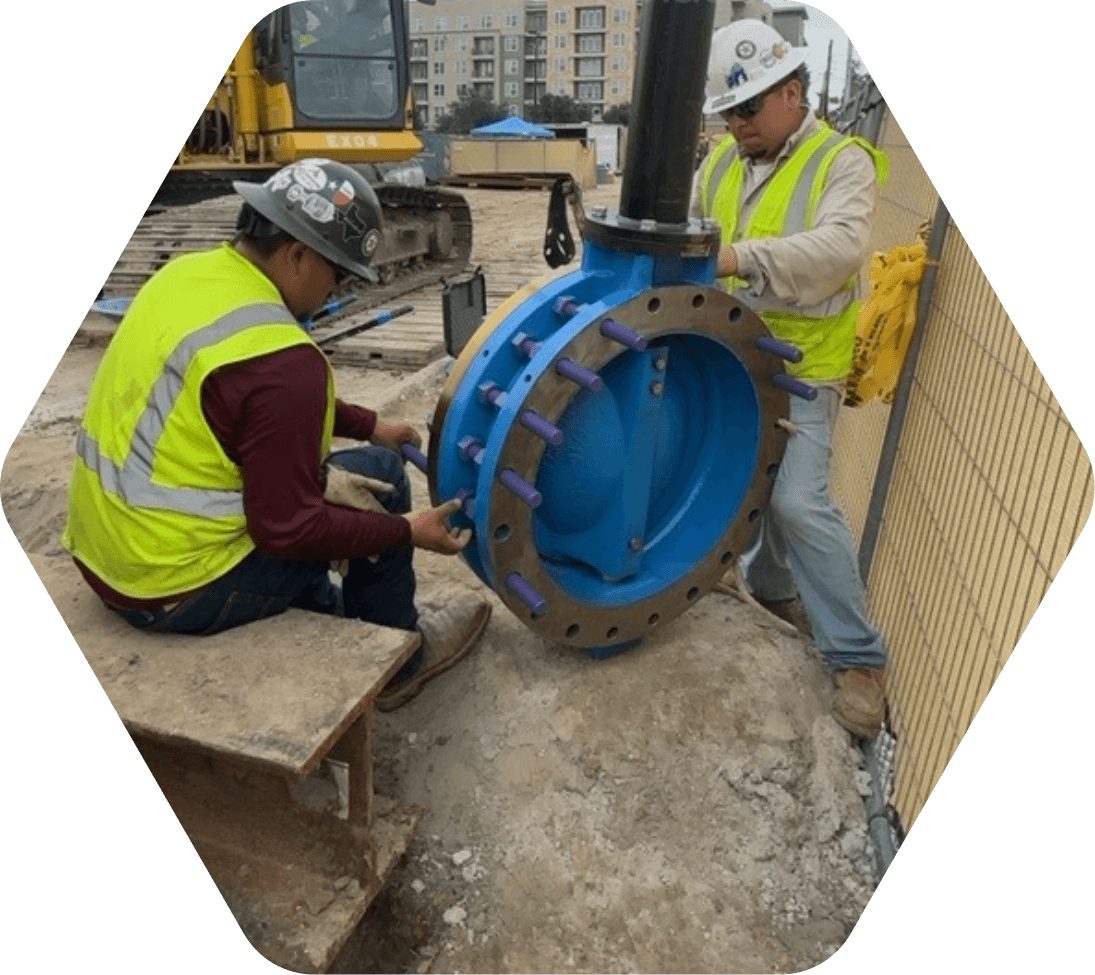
left=62, top=244, right=336, bottom=599
left=699, top=122, right=888, bottom=381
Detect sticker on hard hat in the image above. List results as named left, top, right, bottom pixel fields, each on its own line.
left=726, top=63, right=748, bottom=89
left=333, top=180, right=356, bottom=207
left=361, top=229, right=380, bottom=257
left=772, top=42, right=787, bottom=60
left=760, top=49, right=776, bottom=68
left=267, top=169, right=293, bottom=192
left=735, top=40, right=756, bottom=60
left=293, top=163, right=328, bottom=192
left=285, top=183, right=335, bottom=223
left=301, top=193, right=335, bottom=223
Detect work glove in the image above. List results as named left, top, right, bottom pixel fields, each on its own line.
left=321, top=463, right=398, bottom=574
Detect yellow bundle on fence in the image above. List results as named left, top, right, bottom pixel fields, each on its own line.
left=844, top=238, right=929, bottom=407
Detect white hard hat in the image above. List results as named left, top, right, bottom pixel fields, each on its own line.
left=703, top=20, right=809, bottom=115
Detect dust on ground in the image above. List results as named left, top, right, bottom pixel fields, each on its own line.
left=1, top=182, right=879, bottom=974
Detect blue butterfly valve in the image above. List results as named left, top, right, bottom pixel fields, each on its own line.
left=425, top=0, right=811, bottom=650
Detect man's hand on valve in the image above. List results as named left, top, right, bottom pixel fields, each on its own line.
left=404, top=498, right=472, bottom=554
left=371, top=419, right=423, bottom=453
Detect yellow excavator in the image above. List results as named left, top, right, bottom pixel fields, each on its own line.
left=105, top=0, right=471, bottom=297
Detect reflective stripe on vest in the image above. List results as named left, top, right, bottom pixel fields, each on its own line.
left=63, top=243, right=338, bottom=600
left=71, top=302, right=294, bottom=517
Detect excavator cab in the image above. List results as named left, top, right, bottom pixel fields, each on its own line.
left=148, top=0, right=472, bottom=293
left=177, top=0, right=424, bottom=170
left=253, top=0, right=406, bottom=132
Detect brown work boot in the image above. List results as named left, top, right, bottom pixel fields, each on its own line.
left=754, top=595, right=814, bottom=638
left=375, top=592, right=491, bottom=712
left=832, top=668, right=886, bottom=740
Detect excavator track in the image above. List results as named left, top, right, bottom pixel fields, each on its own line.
left=100, top=184, right=474, bottom=315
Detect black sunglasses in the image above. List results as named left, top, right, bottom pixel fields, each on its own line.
left=722, top=85, right=779, bottom=121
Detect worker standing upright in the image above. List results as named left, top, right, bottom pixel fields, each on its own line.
left=63, top=158, right=490, bottom=711
left=693, top=21, right=889, bottom=739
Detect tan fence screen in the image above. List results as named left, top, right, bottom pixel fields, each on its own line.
left=829, top=110, right=1093, bottom=828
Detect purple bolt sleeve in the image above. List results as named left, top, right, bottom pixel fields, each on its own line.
left=401, top=443, right=428, bottom=473
left=507, top=573, right=547, bottom=616
left=556, top=358, right=605, bottom=392
left=600, top=318, right=648, bottom=351
left=519, top=410, right=564, bottom=446
left=499, top=469, right=543, bottom=508
left=756, top=335, right=804, bottom=363
left=771, top=373, right=818, bottom=401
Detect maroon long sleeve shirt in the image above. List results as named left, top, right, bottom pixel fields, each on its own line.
left=77, top=344, right=412, bottom=607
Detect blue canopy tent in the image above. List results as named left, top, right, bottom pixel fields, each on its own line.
left=471, top=117, right=555, bottom=139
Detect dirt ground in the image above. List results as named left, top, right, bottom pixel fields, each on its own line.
left=0, top=183, right=879, bottom=973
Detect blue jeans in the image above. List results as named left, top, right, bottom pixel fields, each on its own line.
left=741, top=387, right=887, bottom=671
left=109, top=445, right=419, bottom=636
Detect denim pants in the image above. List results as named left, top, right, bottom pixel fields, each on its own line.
left=109, top=445, right=419, bottom=636
left=741, top=387, right=887, bottom=671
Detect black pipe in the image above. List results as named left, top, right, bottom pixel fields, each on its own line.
left=618, top=0, right=717, bottom=225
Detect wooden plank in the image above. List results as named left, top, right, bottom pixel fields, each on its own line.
left=30, top=554, right=420, bottom=778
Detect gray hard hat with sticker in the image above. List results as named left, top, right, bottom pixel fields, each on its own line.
left=234, top=158, right=383, bottom=283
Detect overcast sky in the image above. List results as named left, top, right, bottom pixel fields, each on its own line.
left=771, top=2, right=859, bottom=110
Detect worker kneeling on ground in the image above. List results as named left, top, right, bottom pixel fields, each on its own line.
left=62, top=158, right=490, bottom=711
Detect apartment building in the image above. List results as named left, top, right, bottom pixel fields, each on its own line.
left=407, top=1, right=642, bottom=127
left=406, top=1, right=806, bottom=129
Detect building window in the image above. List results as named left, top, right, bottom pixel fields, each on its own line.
left=410, top=39, right=427, bottom=58
left=505, top=36, right=519, bottom=52
left=480, top=14, right=493, bottom=29
left=506, top=13, right=520, bottom=28
left=433, top=36, right=445, bottom=53
left=611, top=79, right=623, bottom=95
left=433, top=106, right=444, bottom=122
left=505, top=59, right=519, bottom=75
left=433, top=62, right=444, bottom=75
left=555, top=35, right=568, bottom=49
left=412, top=17, right=423, bottom=32
left=505, top=81, right=519, bottom=97
left=458, top=83, right=468, bottom=96
left=578, top=8, right=605, bottom=30
left=578, top=82, right=603, bottom=100
left=612, top=56, right=624, bottom=71
left=458, top=16, right=469, bottom=30
left=613, top=32, right=627, bottom=47
left=433, top=83, right=445, bottom=97
left=554, top=57, right=566, bottom=72
left=578, top=58, right=603, bottom=77
left=435, top=17, right=446, bottom=31
left=578, top=34, right=604, bottom=53
left=413, top=82, right=427, bottom=102
left=614, top=6, right=630, bottom=23
left=457, top=60, right=468, bottom=75
left=411, top=62, right=427, bottom=80
left=457, top=37, right=468, bottom=52
left=554, top=10, right=568, bottom=25
left=556, top=82, right=567, bottom=95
